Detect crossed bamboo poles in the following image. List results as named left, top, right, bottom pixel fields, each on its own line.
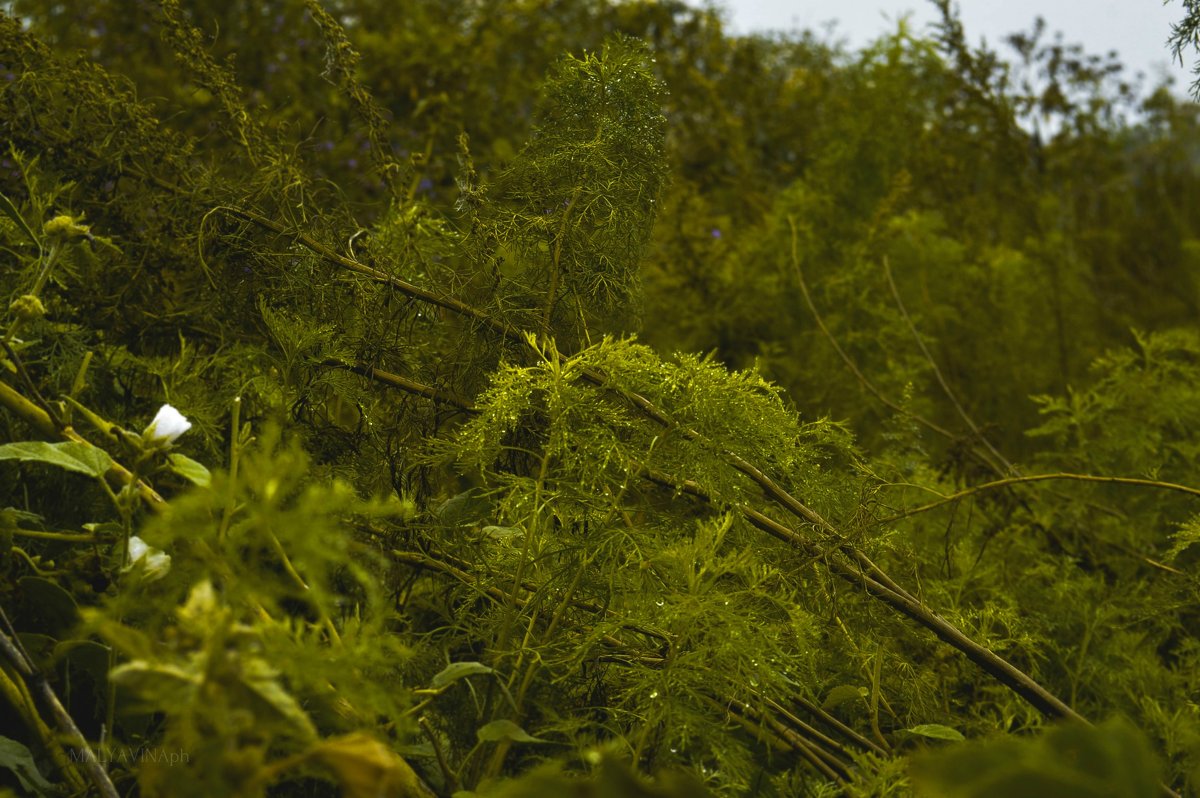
left=220, top=204, right=1085, bottom=727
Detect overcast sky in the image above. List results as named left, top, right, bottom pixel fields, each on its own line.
left=706, top=1, right=1192, bottom=94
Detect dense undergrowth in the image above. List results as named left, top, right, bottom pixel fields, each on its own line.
left=0, top=1, right=1199, bottom=795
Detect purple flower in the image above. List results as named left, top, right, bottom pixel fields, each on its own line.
left=418, top=178, right=433, bottom=192
left=346, top=158, right=358, bottom=169
left=710, top=228, right=722, bottom=239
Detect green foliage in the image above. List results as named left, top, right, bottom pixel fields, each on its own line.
left=910, top=718, right=1162, bottom=798
left=0, top=2, right=1198, bottom=797
left=473, top=35, right=668, bottom=340
left=473, top=753, right=712, bottom=798
left=1169, top=0, right=1200, bottom=99
left=0, top=735, right=54, bottom=796
left=0, top=441, right=112, bottom=478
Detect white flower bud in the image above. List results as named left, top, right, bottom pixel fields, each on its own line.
left=124, top=535, right=171, bottom=580
left=143, top=404, right=191, bottom=444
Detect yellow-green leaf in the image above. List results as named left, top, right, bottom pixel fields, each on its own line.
left=167, top=452, right=211, bottom=486
left=0, top=441, right=111, bottom=478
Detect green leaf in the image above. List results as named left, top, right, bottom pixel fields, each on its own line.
left=910, top=718, right=1160, bottom=798
left=0, top=507, right=43, bottom=526
left=820, top=684, right=867, bottom=712
left=432, top=661, right=494, bottom=689
left=17, top=576, right=79, bottom=638
left=904, top=724, right=966, bottom=742
left=481, top=525, right=522, bottom=542
left=0, top=191, right=39, bottom=247
left=56, top=639, right=112, bottom=689
left=79, top=608, right=158, bottom=660
left=435, top=489, right=494, bottom=527
left=237, top=658, right=318, bottom=741
left=476, top=719, right=547, bottom=744
left=309, top=733, right=425, bottom=798
left=167, top=452, right=211, bottom=486
left=0, top=735, right=54, bottom=796
left=0, top=441, right=112, bottom=478
left=109, top=660, right=200, bottom=713
left=15, top=633, right=57, bottom=670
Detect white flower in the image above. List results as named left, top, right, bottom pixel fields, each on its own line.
left=143, top=404, right=191, bottom=444
left=124, top=535, right=171, bottom=581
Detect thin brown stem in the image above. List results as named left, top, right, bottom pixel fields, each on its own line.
left=388, top=546, right=671, bottom=643
left=418, top=716, right=460, bottom=793
left=325, top=359, right=475, bottom=412
left=234, top=206, right=1086, bottom=727
left=741, top=505, right=1083, bottom=721
left=761, top=695, right=859, bottom=761
left=1, top=339, right=65, bottom=431
left=0, top=379, right=165, bottom=510
left=723, top=697, right=848, bottom=783
left=541, top=187, right=583, bottom=338
left=219, top=206, right=518, bottom=341
left=881, top=256, right=1016, bottom=475
left=786, top=219, right=955, bottom=438
left=786, top=217, right=1013, bottom=480
left=792, top=694, right=889, bottom=758
left=0, top=612, right=119, bottom=798
left=880, top=472, right=1200, bottom=524
left=640, top=464, right=1084, bottom=724
left=10, top=529, right=98, bottom=543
